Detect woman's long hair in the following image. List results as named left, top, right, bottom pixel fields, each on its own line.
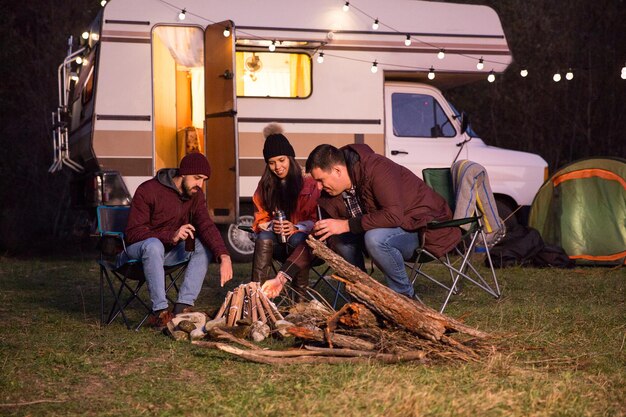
left=258, top=156, right=303, bottom=220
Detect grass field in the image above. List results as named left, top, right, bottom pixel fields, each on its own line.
left=0, top=246, right=624, bottom=417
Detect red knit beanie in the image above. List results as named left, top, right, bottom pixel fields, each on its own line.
left=179, top=153, right=211, bottom=177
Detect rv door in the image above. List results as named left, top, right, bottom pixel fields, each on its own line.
left=204, top=20, right=238, bottom=224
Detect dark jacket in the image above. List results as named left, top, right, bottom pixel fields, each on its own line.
left=125, top=168, right=228, bottom=260
left=317, top=144, right=461, bottom=258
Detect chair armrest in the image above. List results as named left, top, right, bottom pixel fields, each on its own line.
left=237, top=225, right=254, bottom=234
left=427, top=215, right=481, bottom=230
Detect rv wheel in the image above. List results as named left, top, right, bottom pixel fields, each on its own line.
left=221, top=215, right=255, bottom=263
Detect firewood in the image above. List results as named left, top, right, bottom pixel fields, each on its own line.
left=338, top=303, right=379, bottom=328
left=209, top=327, right=262, bottom=350
left=307, top=236, right=489, bottom=342
left=259, top=290, right=278, bottom=324
left=248, top=284, right=258, bottom=323
left=287, top=326, right=376, bottom=351
left=215, top=291, right=233, bottom=319
left=254, top=289, right=267, bottom=324
left=227, top=287, right=243, bottom=327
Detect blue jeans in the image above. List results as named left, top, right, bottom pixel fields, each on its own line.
left=118, top=238, right=212, bottom=312
left=256, top=230, right=307, bottom=260
left=332, top=228, right=420, bottom=297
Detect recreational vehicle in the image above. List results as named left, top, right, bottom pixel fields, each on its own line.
left=51, top=0, right=548, bottom=261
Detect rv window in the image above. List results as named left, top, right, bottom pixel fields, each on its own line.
left=391, top=93, right=456, bottom=138
left=235, top=51, right=311, bottom=98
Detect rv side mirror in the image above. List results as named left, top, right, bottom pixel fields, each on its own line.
left=460, top=112, right=469, bottom=135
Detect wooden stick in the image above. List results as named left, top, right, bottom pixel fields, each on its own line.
left=255, top=289, right=267, bottom=324
left=210, top=328, right=262, bottom=350
left=287, top=326, right=376, bottom=351
left=249, top=283, right=258, bottom=323
left=233, top=285, right=245, bottom=324
left=259, top=291, right=277, bottom=324
left=214, top=291, right=233, bottom=319
left=227, top=287, right=242, bottom=327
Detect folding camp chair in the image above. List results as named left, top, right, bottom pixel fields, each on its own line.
left=407, top=168, right=500, bottom=312
left=238, top=225, right=348, bottom=309
left=96, top=205, right=188, bottom=330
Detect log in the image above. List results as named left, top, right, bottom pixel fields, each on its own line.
left=307, top=235, right=489, bottom=342
left=214, top=291, right=233, bottom=319
left=259, top=290, right=278, bottom=324
left=248, top=283, right=258, bottom=323
left=209, top=327, right=262, bottom=350
left=287, top=326, right=376, bottom=351
left=254, top=288, right=268, bottom=324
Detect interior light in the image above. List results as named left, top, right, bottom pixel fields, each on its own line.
left=437, top=49, right=445, bottom=60
left=404, top=35, right=411, bottom=46
left=178, top=9, right=186, bottom=21
left=427, top=66, right=435, bottom=80
left=520, top=69, right=528, bottom=77
left=553, top=73, right=561, bottom=82
left=371, top=60, right=378, bottom=73
left=487, top=71, right=495, bottom=83
left=317, top=52, right=324, bottom=64
left=343, top=2, right=350, bottom=12
left=223, top=26, right=231, bottom=37
left=372, top=19, right=379, bottom=30
left=476, top=58, right=484, bottom=70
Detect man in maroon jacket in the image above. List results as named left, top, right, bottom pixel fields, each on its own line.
left=121, top=153, right=233, bottom=327
left=305, top=144, right=460, bottom=300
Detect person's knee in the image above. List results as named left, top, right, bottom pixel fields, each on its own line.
left=142, top=238, right=165, bottom=258
left=364, top=229, right=387, bottom=252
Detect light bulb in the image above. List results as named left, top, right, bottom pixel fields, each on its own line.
left=622, top=71, right=626, bottom=80
left=371, top=61, right=378, bottom=73
left=90, top=33, right=99, bottom=41
left=372, top=19, right=379, bottom=30
left=69, top=72, right=79, bottom=82
left=427, top=67, right=435, bottom=80
left=437, top=49, right=445, bottom=60
left=404, top=35, right=411, bottom=46
left=75, top=57, right=83, bottom=65
left=269, top=41, right=276, bottom=52
left=317, top=52, right=324, bottom=64
left=553, top=73, right=561, bottom=82
left=82, top=58, right=89, bottom=66
left=81, top=32, right=89, bottom=40
left=476, top=58, right=484, bottom=70
left=223, top=27, right=230, bottom=37
left=520, top=69, right=528, bottom=77
left=343, top=2, right=349, bottom=12
left=487, top=71, right=495, bottom=83
left=100, top=0, right=107, bottom=6
left=178, top=9, right=186, bottom=21
left=565, top=69, right=574, bottom=80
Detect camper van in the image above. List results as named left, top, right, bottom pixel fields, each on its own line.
left=51, top=0, right=548, bottom=261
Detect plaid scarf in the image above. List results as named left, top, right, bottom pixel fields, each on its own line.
left=342, top=186, right=364, bottom=218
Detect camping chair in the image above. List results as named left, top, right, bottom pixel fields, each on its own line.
left=407, top=168, right=500, bottom=312
left=96, top=205, right=188, bottom=330
left=238, top=225, right=348, bottom=309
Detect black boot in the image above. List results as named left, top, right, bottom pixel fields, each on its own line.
left=251, top=238, right=274, bottom=284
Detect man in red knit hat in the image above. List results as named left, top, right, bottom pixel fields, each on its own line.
left=121, top=152, right=233, bottom=328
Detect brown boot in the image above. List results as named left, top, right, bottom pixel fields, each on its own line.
left=251, top=238, right=274, bottom=284
left=291, top=268, right=310, bottom=302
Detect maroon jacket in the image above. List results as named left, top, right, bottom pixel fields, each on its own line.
left=317, top=144, right=461, bottom=258
left=125, top=169, right=229, bottom=260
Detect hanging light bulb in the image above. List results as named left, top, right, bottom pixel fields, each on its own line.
left=178, top=9, right=186, bottom=21
left=91, top=33, right=99, bottom=41
left=437, top=49, right=445, bottom=60
left=269, top=40, right=276, bottom=52
left=476, top=57, right=484, bottom=70
left=81, top=31, right=89, bottom=40
left=372, top=19, right=379, bottom=30
left=565, top=68, right=574, bottom=80
left=371, top=60, right=378, bottom=73
left=317, top=52, right=324, bottom=64
left=404, top=35, right=411, bottom=46
left=427, top=66, right=435, bottom=80
left=520, top=69, right=529, bottom=77
left=553, top=72, right=561, bottom=82
left=343, top=1, right=350, bottom=12
left=622, top=64, right=626, bottom=79
left=69, top=72, right=79, bottom=82
left=223, top=26, right=231, bottom=37
left=75, top=56, right=83, bottom=65
left=100, top=0, right=107, bottom=6
left=82, top=58, right=89, bottom=66
left=487, top=70, right=495, bottom=83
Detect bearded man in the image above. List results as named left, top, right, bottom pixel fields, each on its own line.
left=122, top=152, right=232, bottom=328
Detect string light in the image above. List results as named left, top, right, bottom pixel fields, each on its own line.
left=223, top=26, right=231, bottom=37
left=553, top=72, right=561, bottom=82
left=437, top=49, right=445, bottom=60
left=372, top=19, right=379, bottom=30
left=317, top=52, right=324, bottom=64
left=269, top=40, right=276, bottom=52
left=81, top=32, right=89, bottom=40
left=404, top=35, right=411, bottom=46
left=520, top=69, right=529, bottom=77
left=178, top=9, right=186, bottom=21
left=565, top=68, right=574, bottom=80
left=100, top=0, right=107, bottom=6
left=75, top=57, right=83, bottom=65
left=476, top=57, right=484, bottom=70
left=371, top=60, right=378, bottom=73
left=91, top=33, right=99, bottom=41
left=343, top=1, right=350, bottom=12
left=621, top=63, right=625, bottom=79
left=487, top=70, right=495, bottom=82
left=69, top=72, right=79, bottom=82
left=427, top=66, right=435, bottom=80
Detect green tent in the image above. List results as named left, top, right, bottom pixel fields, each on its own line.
left=529, top=157, right=626, bottom=266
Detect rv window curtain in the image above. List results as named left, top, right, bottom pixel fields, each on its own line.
left=154, top=26, right=204, bottom=68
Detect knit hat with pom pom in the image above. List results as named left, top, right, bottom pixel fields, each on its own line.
left=262, top=123, right=295, bottom=162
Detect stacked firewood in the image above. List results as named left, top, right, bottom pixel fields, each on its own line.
left=214, top=282, right=284, bottom=327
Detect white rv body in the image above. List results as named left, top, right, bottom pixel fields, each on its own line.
left=55, top=0, right=547, bottom=260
